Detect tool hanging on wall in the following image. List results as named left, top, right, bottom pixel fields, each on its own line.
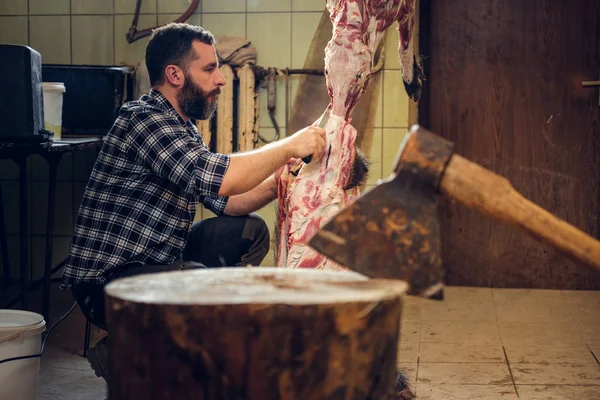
left=263, top=67, right=281, bottom=143
left=254, top=67, right=326, bottom=144
left=126, top=0, right=199, bottom=44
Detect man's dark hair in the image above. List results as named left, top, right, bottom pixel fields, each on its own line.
left=146, top=23, right=215, bottom=86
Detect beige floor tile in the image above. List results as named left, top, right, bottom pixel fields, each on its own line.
left=492, top=288, right=573, bottom=322
left=398, top=321, right=420, bottom=362
left=397, top=341, right=419, bottom=363
left=561, top=289, right=600, bottom=301
left=419, top=342, right=505, bottom=363
left=399, top=321, right=420, bottom=343
left=418, top=363, right=512, bottom=385
left=587, top=341, right=600, bottom=360
left=517, top=384, right=600, bottom=399
left=421, top=286, right=496, bottom=322
left=504, top=343, right=597, bottom=364
left=499, top=322, right=584, bottom=346
left=400, top=294, right=423, bottom=321
left=421, top=321, right=501, bottom=345
left=577, top=322, right=600, bottom=344
left=443, top=286, right=493, bottom=299
left=416, top=384, right=518, bottom=399
left=511, top=363, right=600, bottom=385
left=562, top=290, right=600, bottom=324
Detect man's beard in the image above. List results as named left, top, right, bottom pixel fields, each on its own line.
left=177, top=74, right=219, bottom=120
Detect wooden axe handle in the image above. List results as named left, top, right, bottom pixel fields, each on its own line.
left=440, top=154, right=600, bottom=272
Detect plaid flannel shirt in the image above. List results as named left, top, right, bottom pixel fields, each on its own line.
left=60, top=89, right=230, bottom=288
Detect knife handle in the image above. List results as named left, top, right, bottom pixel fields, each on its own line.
left=302, top=155, right=312, bottom=163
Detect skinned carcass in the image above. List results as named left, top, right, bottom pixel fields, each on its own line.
left=276, top=0, right=423, bottom=270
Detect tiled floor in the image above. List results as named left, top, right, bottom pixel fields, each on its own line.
left=33, top=286, right=600, bottom=399
left=397, top=287, right=600, bottom=399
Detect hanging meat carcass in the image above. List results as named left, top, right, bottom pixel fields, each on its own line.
left=276, top=0, right=423, bottom=270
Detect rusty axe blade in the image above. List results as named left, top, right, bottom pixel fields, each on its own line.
left=309, top=127, right=454, bottom=299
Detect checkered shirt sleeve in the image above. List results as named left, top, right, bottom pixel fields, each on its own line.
left=128, top=109, right=230, bottom=211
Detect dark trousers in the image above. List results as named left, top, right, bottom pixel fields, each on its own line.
left=71, top=213, right=270, bottom=331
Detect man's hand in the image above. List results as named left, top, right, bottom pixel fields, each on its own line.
left=219, top=126, right=326, bottom=197
left=274, top=158, right=297, bottom=183
left=286, top=126, right=327, bottom=162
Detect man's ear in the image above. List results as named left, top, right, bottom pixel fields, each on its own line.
left=164, top=65, right=184, bottom=87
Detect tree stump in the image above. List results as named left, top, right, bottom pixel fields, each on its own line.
left=104, top=267, right=408, bottom=400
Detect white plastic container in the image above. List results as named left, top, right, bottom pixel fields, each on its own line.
left=42, top=82, right=66, bottom=141
left=0, top=310, right=46, bottom=400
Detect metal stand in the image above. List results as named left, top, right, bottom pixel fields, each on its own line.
left=83, top=319, right=91, bottom=357
left=42, top=153, right=62, bottom=325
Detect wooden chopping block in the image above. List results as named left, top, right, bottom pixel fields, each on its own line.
left=104, top=267, right=408, bottom=400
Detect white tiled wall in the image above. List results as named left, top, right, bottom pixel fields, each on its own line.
left=115, top=14, right=157, bottom=65
left=0, top=16, right=28, bottom=44
left=202, top=13, right=246, bottom=37
left=203, top=0, right=245, bottom=13
left=29, top=15, right=71, bottom=63
left=0, top=0, right=413, bottom=276
left=115, top=0, right=156, bottom=14
left=0, top=0, right=27, bottom=15
left=30, top=0, right=70, bottom=15
left=72, top=15, right=115, bottom=64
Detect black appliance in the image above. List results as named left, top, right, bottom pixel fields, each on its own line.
left=0, top=44, right=49, bottom=143
left=41, top=65, right=134, bottom=136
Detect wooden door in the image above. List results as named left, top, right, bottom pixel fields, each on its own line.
left=418, top=0, right=600, bottom=289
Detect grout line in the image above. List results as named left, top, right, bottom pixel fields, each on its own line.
left=586, top=343, right=600, bottom=365
left=514, top=384, right=600, bottom=387
left=398, top=383, right=600, bottom=387
left=0, top=13, right=160, bottom=16
left=288, top=4, right=292, bottom=69
left=413, top=356, right=420, bottom=395
left=415, top=306, right=422, bottom=396
left=26, top=0, right=30, bottom=45
left=69, top=0, right=73, bottom=64
left=0, top=12, right=337, bottom=17
left=197, top=0, right=202, bottom=25
left=113, top=0, right=116, bottom=64
left=244, top=0, right=248, bottom=39
left=502, top=346, right=520, bottom=398
left=381, top=68, right=386, bottom=129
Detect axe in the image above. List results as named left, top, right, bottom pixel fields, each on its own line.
left=309, top=125, right=600, bottom=299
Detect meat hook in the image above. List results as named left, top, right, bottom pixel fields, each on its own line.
left=126, top=0, right=200, bottom=44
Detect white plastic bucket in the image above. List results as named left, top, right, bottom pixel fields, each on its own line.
left=42, top=82, right=66, bottom=141
left=0, top=310, right=46, bottom=400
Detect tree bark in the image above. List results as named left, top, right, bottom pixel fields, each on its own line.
left=105, top=267, right=408, bottom=400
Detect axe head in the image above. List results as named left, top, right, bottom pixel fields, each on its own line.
left=309, top=126, right=454, bottom=299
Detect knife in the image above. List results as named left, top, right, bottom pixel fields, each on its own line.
left=303, top=109, right=330, bottom=164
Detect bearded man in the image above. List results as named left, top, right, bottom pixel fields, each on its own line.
left=60, top=23, right=326, bottom=384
